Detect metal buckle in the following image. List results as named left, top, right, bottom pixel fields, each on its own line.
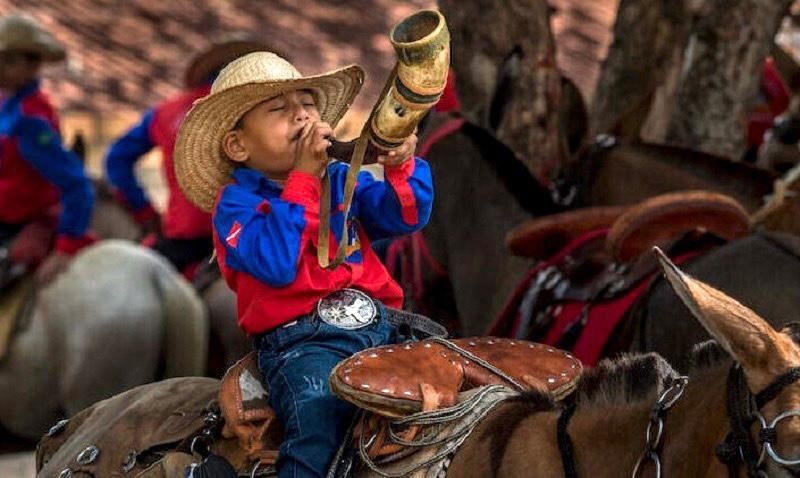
left=316, top=289, right=377, bottom=330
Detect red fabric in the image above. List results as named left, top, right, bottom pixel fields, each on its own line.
left=385, top=230, right=447, bottom=306
left=213, top=171, right=405, bottom=335
left=132, top=203, right=158, bottom=224
left=54, top=231, right=97, bottom=256
left=747, top=58, right=790, bottom=148
left=0, top=91, right=60, bottom=224
left=9, top=214, right=56, bottom=265
left=485, top=229, right=609, bottom=336
left=385, top=159, right=418, bottom=225
left=149, top=84, right=213, bottom=239
left=434, top=68, right=461, bottom=113
left=419, top=117, right=465, bottom=157
left=487, top=228, right=702, bottom=366
left=762, top=58, right=790, bottom=115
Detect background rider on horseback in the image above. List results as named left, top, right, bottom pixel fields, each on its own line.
left=0, top=14, right=95, bottom=286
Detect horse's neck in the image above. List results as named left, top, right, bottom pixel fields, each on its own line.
left=586, top=143, right=776, bottom=212
left=451, top=367, right=732, bottom=477
left=659, top=366, right=731, bottom=476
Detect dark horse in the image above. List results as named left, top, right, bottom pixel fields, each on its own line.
left=421, top=114, right=778, bottom=328
left=418, top=96, right=800, bottom=371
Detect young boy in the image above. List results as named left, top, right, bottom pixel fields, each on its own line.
left=104, top=37, right=269, bottom=275
left=0, top=14, right=95, bottom=284
left=174, top=52, right=433, bottom=477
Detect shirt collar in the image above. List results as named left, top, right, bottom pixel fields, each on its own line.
left=232, top=167, right=283, bottom=194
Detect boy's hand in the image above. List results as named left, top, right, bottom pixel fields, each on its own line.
left=294, top=120, right=332, bottom=178
left=378, top=133, right=417, bottom=167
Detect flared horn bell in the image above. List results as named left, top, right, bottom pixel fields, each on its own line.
left=370, top=9, right=451, bottom=149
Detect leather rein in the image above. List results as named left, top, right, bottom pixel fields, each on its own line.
left=557, top=364, right=800, bottom=477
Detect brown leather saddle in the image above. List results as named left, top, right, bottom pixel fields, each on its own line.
left=506, top=190, right=750, bottom=263
left=218, top=337, right=582, bottom=470
left=496, top=191, right=751, bottom=355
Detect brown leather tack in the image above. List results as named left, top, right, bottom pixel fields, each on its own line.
left=218, top=352, right=282, bottom=461
left=607, top=190, right=749, bottom=263
left=505, top=206, right=629, bottom=260
left=37, top=377, right=220, bottom=477
left=330, top=337, right=583, bottom=417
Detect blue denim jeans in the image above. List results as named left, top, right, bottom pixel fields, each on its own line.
left=256, top=309, right=398, bottom=478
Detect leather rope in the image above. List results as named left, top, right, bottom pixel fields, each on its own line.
left=427, top=337, right=526, bottom=391
left=317, top=65, right=399, bottom=269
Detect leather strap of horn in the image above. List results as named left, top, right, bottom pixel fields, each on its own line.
left=317, top=65, right=397, bottom=269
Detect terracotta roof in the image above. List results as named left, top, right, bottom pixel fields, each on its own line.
left=0, top=0, right=434, bottom=123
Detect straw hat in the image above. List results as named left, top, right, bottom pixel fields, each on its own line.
left=184, top=34, right=275, bottom=88
left=174, top=51, right=364, bottom=212
left=0, top=14, right=65, bottom=62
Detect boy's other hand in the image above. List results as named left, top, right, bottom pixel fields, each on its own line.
left=378, top=133, right=417, bottom=167
left=294, top=120, right=332, bottom=178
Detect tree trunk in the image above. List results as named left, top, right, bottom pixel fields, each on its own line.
left=438, top=0, right=563, bottom=182
left=664, top=0, right=794, bottom=159
left=593, top=0, right=793, bottom=159
left=590, top=0, right=690, bottom=137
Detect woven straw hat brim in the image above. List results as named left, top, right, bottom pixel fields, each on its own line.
left=175, top=64, right=364, bottom=212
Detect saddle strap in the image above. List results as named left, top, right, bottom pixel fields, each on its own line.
left=385, top=307, right=448, bottom=338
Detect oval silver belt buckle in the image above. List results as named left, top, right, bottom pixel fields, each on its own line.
left=316, top=289, right=377, bottom=330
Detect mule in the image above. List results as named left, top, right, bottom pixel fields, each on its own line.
left=421, top=118, right=778, bottom=337
left=35, top=252, right=800, bottom=477
left=0, top=241, right=207, bottom=439
left=447, top=250, right=800, bottom=477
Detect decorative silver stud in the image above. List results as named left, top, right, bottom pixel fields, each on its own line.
left=121, top=449, right=137, bottom=472
left=424, top=343, right=432, bottom=348
left=547, top=377, right=556, bottom=384
left=468, top=341, right=476, bottom=346
left=403, top=390, right=413, bottom=396
left=77, top=445, right=99, bottom=465
left=381, top=388, right=391, bottom=394
left=46, top=419, right=69, bottom=437
left=361, top=384, right=371, bottom=389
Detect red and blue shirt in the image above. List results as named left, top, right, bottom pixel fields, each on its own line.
left=0, top=80, right=94, bottom=254
left=105, top=84, right=213, bottom=239
left=213, top=158, right=434, bottom=335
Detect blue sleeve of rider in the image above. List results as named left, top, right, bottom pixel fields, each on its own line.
left=16, top=116, right=95, bottom=236
left=213, top=184, right=309, bottom=287
left=354, top=157, right=434, bottom=240
left=104, top=109, right=155, bottom=211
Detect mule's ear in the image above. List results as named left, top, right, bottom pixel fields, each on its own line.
left=653, top=247, right=789, bottom=369
left=609, top=91, right=654, bottom=142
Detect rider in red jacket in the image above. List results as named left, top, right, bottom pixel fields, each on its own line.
left=105, top=37, right=268, bottom=274
left=0, top=15, right=95, bottom=284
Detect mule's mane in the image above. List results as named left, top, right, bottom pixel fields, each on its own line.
left=573, top=352, right=678, bottom=408
left=639, top=142, right=775, bottom=192
left=458, top=121, right=563, bottom=218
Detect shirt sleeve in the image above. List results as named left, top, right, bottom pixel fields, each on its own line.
left=354, top=157, right=434, bottom=240
left=104, top=109, right=155, bottom=213
left=15, top=115, right=95, bottom=241
left=213, top=171, right=320, bottom=287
